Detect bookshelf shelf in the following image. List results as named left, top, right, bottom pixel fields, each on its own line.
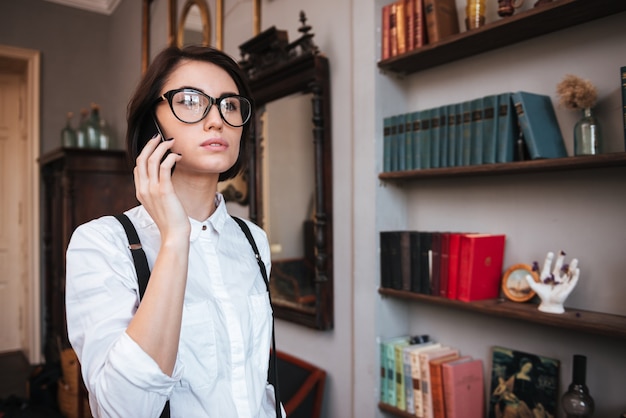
left=379, top=287, right=626, bottom=340
left=378, top=152, right=626, bottom=181
left=377, top=0, right=626, bottom=75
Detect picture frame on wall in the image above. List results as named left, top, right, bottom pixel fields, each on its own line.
left=489, top=346, right=560, bottom=418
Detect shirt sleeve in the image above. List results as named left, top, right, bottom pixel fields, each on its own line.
left=65, top=217, right=182, bottom=417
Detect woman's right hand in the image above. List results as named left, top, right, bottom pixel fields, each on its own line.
left=133, top=134, right=189, bottom=242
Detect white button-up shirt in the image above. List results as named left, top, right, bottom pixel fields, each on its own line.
left=66, top=195, right=280, bottom=418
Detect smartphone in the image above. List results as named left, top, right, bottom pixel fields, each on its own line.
left=152, top=114, right=173, bottom=165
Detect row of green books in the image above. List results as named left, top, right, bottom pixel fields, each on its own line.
left=382, top=91, right=568, bottom=172
left=379, top=334, right=484, bottom=418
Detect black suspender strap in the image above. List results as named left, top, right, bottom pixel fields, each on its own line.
left=114, top=213, right=281, bottom=418
left=231, top=216, right=282, bottom=418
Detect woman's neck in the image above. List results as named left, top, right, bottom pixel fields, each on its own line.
left=171, top=173, right=219, bottom=221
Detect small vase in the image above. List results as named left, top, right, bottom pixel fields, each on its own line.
left=574, top=107, right=602, bottom=155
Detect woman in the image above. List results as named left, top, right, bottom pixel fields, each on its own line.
left=66, top=45, right=281, bottom=417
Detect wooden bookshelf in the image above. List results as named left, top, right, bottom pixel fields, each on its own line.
left=378, top=0, right=626, bottom=75
left=379, top=287, right=626, bottom=339
left=378, top=152, right=626, bottom=181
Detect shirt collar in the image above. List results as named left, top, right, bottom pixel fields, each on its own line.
left=189, top=193, right=228, bottom=242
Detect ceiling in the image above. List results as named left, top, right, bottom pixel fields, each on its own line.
left=44, top=0, right=122, bottom=15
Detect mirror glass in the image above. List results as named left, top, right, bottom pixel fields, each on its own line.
left=177, top=0, right=211, bottom=48
left=261, top=94, right=317, bottom=311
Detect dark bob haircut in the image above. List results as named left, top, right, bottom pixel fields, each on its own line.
left=126, top=45, right=254, bottom=182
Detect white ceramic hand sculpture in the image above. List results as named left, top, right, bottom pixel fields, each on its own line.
left=525, top=251, right=580, bottom=314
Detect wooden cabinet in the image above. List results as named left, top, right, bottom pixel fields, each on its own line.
left=40, top=147, right=137, bottom=362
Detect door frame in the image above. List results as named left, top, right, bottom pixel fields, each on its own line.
left=0, top=44, right=41, bottom=364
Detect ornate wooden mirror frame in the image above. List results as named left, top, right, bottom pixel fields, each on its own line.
left=239, top=12, right=333, bottom=330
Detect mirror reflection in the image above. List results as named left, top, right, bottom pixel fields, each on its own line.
left=261, top=94, right=317, bottom=310
left=177, top=0, right=211, bottom=48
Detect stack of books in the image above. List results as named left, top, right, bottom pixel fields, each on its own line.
left=380, top=230, right=506, bottom=302
left=382, top=91, right=567, bottom=172
left=380, top=334, right=484, bottom=418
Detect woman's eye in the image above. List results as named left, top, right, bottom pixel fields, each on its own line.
left=221, top=99, right=238, bottom=112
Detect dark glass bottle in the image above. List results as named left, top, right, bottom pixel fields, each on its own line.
left=561, top=355, right=594, bottom=417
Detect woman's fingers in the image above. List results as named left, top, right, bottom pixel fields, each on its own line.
left=134, top=134, right=177, bottom=203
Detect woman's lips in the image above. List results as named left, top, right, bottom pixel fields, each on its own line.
left=201, top=138, right=228, bottom=149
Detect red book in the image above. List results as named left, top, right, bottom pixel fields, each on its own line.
left=441, top=357, right=484, bottom=418
left=456, top=234, right=506, bottom=302
left=446, top=233, right=462, bottom=299
left=413, top=0, right=427, bottom=48
left=406, top=0, right=415, bottom=51
left=382, top=4, right=391, bottom=60
left=429, top=354, right=460, bottom=418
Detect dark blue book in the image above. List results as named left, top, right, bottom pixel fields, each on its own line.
left=430, top=107, right=441, bottom=168
left=460, top=101, right=472, bottom=166
left=396, top=113, right=407, bottom=171
left=438, top=106, right=449, bottom=168
left=383, top=116, right=393, bottom=172
left=482, top=95, right=497, bottom=164
left=512, top=91, right=567, bottom=159
left=446, top=103, right=457, bottom=167
left=405, top=113, right=415, bottom=170
left=419, top=109, right=432, bottom=169
left=390, top=115, right=399, bottom=171
left=496, top=92, right=518, bottom=163
left=410, top=110, right=422, bottom=170
left=470, top=97, right=483, bottom=165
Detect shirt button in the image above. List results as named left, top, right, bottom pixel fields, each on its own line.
left=202, top=225, right=207, bottom=231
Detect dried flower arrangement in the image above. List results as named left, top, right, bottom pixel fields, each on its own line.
left=556, top=74, right=598, bottom=110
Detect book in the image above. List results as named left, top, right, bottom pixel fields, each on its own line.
left=622, top=66, right=626, bottom=146
left=429, top=232, right=441, bottom=295
left=410, top=110, right=422, bottom=170
left=482, top=94, right=497, bottom=164
left=460, top=101, right=472, bottom=166
left=382, top=4, right=391, bottom=60
left=470, top=97, right=483, bottom=165
left=511, top=91, right=567, bottom=159
left=419, top=347, right=460, bottom=418
left=423, top=0, right=459, bottom=44
left=379, top=231, right=403, bottom=289
left=399, top=230, right=412, bottom=291
left=429, top=353, right=462, bottom=418
left=390, top=115, right=399, bottom=171
left=381, top=336, right=412, bottom=406
left=383, top=116, right=393, bottom=172
left=396, top=113, right=407, bottom=171
left=402, top=336, right=433, bottom=414
left=412, top=0, right=427, bottom=48
left=446, top=232, right=462, bottom=299
left=408, top=343, right=444, bottom=418
left=419, top=109, right=432, bottom=169
left=379, top=230, right=392, bottom=288
left=456, top=233, right=506, bottom=302
left=454, top=103, right=463, bottom=166
left=430, top=107, right=441, bottom=168
left=409, top=230, right=422, bottom=293
left=395, top=339, right=409, bottom=410
left=438, top=232, right=450, bottom=298
left=496, top=92, right=517, bottom=163
left=446, top=103, right=457, bottom=167
left=417, top=231, right=433, bottom=294
left=390, top=2, right=399, bottom=57
left=396, top=0, right=408, bottom=55
left=406, top=0, right=415, bottom=51
left=405, top=112, right=415, bottom=170
left=438, top=106, right=449, bottom=168
left=442, top=357, right=484, bottom=418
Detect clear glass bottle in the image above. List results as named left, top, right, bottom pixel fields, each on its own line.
left=60, top=112, right=77, bottom=147
left=76, top=108, right=89, bottom=148
left=85, top=103, right=102, bottom=149
left=574, top=107, right=602, bottom=155
left=561, top=355, right=595, bottom=417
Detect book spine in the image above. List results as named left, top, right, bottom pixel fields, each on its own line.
left=406, top=0, right=415, bottom=51
left=461, top=101, right=471, bottom=166
left=456, top=235, right=473, bottom=302
left=410, top=350, right=424, bottom=417
left=380, top=232, right=391, bottom=288
left=383, top=116, right=392, bottom=172
left=405, top=113, right=415, bottom=170
left=389, top=231, right=403, bottom=290
left=400, top=231, right=411, bottom=291
left=446, top=103, right=457, bottom=167
left=390, top=115, right=399, bottom=171
left=396, top=113, right=407, bottom=171
left=414, top=0, right=427, bottom=47
left=446, top=233, right=461, bottom=299
left=404, top=349, right=416, bottom=413
left=390, top=3, right=399, bottom=57
left=470, top=97, right=483, bottom=165
left=438, top=233, right=450, bottom=298
left=386, top=343, right=397, bottom=406
left=396, top=0, right=407, bottom=55
left=423, top=0, right=459, bottom=44
left=439, top=106, right=448, bottom=168
left=455, top=103, right=463, bottom=166
left=429, top=362, right=446, bottom=418
left=411, top=111, right=422, bottom=169
left=496, top=92, right=516, bottom=163
left=420, top=109, right=432, bottom=169
left=380, top=342, right=388, bottom=404
left=430, top=232, right=441, bottom=295
left=382, top=4, right=391, bottom=60
left=430, top=107, right=441, bottom=168
left=409, top=231, right=422, bottom=293
left=482, top=94, right=497, bottom=164
left=395, top=343, right=407, bottom=410
left=418, top=231, right=432, bottom=294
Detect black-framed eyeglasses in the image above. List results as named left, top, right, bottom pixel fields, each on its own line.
left=157, top=88, right=252, bottom=127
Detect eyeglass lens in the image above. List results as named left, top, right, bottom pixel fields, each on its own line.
left=170, top=90, right=250, bottom=127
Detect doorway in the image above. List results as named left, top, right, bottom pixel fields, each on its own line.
left=0, top=45, right=41, bottom=364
